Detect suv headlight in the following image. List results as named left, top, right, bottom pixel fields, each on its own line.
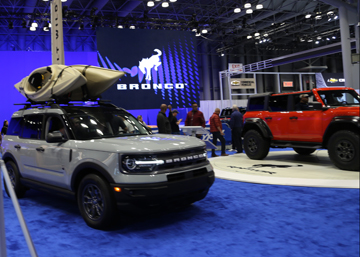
left=121, top=155, right=164, bottom=173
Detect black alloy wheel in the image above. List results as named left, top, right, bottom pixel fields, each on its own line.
left=77, top=174, right=117, bottom=229
left=328, top=130, right=359, bottom=171
left=4, top=160, right=27, bottom=198
left=243, top=130, right=270, bottom=160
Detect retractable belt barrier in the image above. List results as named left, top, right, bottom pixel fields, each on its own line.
left=0, top=160, right=38, bottom=257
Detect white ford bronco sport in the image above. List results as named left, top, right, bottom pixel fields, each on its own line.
left=2, top=101, right=214, bottom=229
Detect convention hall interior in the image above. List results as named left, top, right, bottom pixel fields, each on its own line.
left=0, top=0, right=359, bottom=256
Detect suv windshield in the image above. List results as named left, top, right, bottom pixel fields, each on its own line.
left=318, top=90, right=360, bottom=107
left=63, top=106, right=149, bottom=140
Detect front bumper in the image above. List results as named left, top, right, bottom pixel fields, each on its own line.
left=110, top=168, right=215, bottom=211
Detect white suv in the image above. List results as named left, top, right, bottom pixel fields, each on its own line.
left=2, top=101, right=214, bottom=229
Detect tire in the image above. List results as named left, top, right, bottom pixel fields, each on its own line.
left=293, top=148, right=316, bottom=155
left=243, top=130, right=270, bottom=160
left=328, top=130, right=359, bottom=171
left=77, top=174, right=117, bottom=230
left=3, top=160, right=27, bottom=198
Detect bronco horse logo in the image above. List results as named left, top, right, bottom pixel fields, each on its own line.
left=139, top=49, right=162, bottom=81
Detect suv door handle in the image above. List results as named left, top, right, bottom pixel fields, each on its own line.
left=36, top=147, right=45, bottom=152
left=290, top=116, right=298, bottom=120
left=14, top=144, right=21, bottom=149
left=265, top=117, right=272, bottom=120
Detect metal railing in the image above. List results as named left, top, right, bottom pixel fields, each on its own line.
left=0, top=160, right=38, bottom=257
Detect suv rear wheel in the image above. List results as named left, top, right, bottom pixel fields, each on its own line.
left=77, top=174, right=117, bottom=230
left=328, top=130, right=359, bottom=171
left=293, top=148, right=316, bottom=155
left=244, top=130, right=270, bottom=160
left=4, top=160, right=27, bottom=198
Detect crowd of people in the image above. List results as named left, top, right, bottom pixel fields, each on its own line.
left=149, top=103, right=243, bottom=157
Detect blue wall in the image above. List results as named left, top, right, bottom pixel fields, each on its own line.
left=0, top=51, right=192, bottom=127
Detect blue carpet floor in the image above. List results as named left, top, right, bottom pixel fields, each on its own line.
left=1, top=150, right=359, bottom=257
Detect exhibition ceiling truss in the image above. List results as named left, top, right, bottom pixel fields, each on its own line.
left=0, top=0, right=358, bottom=53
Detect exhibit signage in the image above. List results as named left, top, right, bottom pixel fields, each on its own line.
left=283, top=81, right=293, bottom=87
left=228, top=63, right=243, bottom=73
left=230, top=78, right=256, bottom=89
left=321, top=73, right=345, bottom=87
left=97, top=28, right=200, bottom=109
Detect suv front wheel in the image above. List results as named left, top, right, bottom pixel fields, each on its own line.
left=328, top=130, right=359, bottom=171
left=77, top=174, right=117, bottom=230
left=243, top=130, right=270, bottom=160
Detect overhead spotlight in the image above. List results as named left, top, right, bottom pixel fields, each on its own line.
left=256, top=4, right=263, bottom=9
left=307, top=39, right=313, bottom=42
left=43, top=27, right=49, bottom=31
left=246, top=9, right=253, bottom=14
left=305, top=14, right=311, bottom=19
left=202, top=29, right=208, bottom=34
left=332, top=35, right=336, bottom=39
left=315, top=15, right=322, bottom=20
left=317, top=36, right=322, bottom=40
left=31, top=21, right=38, bottom=28
left=326, top=37, right=330, bottom=41
left=8, top=21, right=13, bottom=29
left=130, top=25, right=135, bottom=29
left=259, top=40, right=263, bottom=43
left=234, top=7, right=241, bottom=13
left=118, top=25, right=123, bottom=29
left=327, top=11, right=334, bottom=15
left=61, top=0, right=67, bottom=2
left=328, top=17, right=332, bottom=21
left=300, top=38, right=305, bottom=42
left=30, top=26, right=36, bottom=31
left=162, top=1, right=169, bottom=7
left=169, top=0, right=177, bottom=2
left=315, top=41, right=319, bottom=44
left=221, top=53, right=225, bottom=56
left=255, top=36, right=260, bottom=39
left=334, top=15, right=338, bottom=19
left=49, top=23, right=51, bottom=28
left=247, top=35, right=252, bottom=39
left=244, top=3, right=251, bottom=8
left=147, top=1, right=154, bottom=7
left=191, top=28, right=197, bottom=32
left=42, top=0, right=49, bottom=1
left=254, top=32, right=260, bottom=37
left=195, top=33, right=201, bottom=37
left=263, top=33, right=268, bottom=37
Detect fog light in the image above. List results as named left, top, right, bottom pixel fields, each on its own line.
left=114, top=187, right=121, bottom=192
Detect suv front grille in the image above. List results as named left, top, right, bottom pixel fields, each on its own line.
left=167, top=168, right=208, bottom=182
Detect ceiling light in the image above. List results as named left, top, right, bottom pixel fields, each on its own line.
left=300, top=38, right=305, bottom=42
left=254, top=32, right=260, bottom=37
left=327, top=11, right=334, bottom=15
left=202, top=29, right=208, bottom=34
left=42, top=0, right=49, bottom=1
left=61, top=0, right=67, bottom=2
left=256, top=4, right=263, bottom=10
left=49, top=23, right=52, bottom=28
left=328, top=18, right=332, bottom=21
left=315, top=41, right=319, bottom=44
left=234, top=7, right=241, bottom=13
left=255, top=36, right=260, bottom=39
left=246, top=9, right=253, bottom=14
left=326, top=37, right=330, bottom=41
left=192, top=28, right=197, bottom=32
left=169, top=0, right=177, bottom=2
left=118, top=25, right=123, bottom=29
left=332, top=36, right=336, bottom=39
left=305, top=14, right=311, bottom=19
left=147, top=1, right=154, bottom=7
left=30, top=27, right=36, bottom=31
left=317, top=36, right=322, bottom=40
left=31, top=22, right=38, bottom=28
left=334, top=15, right=338, bottom=19
left=247, top=35, right=252, bottom=39
left=263, top=33, right=268, bottom=37
left=244, top=3, right=251, bottom=8
left=307, top=39, right=313, bottom=42
left=162, top=2, right=169, bottom=7
left=259, top=40, right=263, bottom=43
left=130, top=25, right=135, bottom=29
left=43, top=27, right=49, bottom=31
left=221, top=53, right=225, bottom=56
left=195, top=33, right=201, bottom=37
left=315, top=15, right=322, bottom=20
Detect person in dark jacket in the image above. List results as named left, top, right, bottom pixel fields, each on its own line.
left=170, top=109, right=182, bottom=134
left=157, top=104, right=172, bottom=134
left=1, top=120, right=8, bottom=135
left=185, top=102, right=205, bottom=138
left=230, top=105, right=243, bottom=153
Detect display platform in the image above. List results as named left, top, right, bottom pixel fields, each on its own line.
left=210, top=150, right=359, bottom=188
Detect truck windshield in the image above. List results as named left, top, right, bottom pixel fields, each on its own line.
left=318, top=90, right=360, bottom=107
left=63, top=106, right=150, bottom=140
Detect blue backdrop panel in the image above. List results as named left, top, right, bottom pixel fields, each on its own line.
left=96, top=28, right=200, bottom=110
left=0, top=51, right=98, bottom=126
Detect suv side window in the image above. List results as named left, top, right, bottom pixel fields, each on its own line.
left=21, top=115, right=44, bottom=140
left=269, top=95, right=288, bottom=112
left=7, top=118, right=22, bottom=136
left=248, top=97, right=265, bottom=111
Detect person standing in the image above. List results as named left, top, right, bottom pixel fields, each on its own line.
left=230, top=105, right=243, bottom=153
left=185, top=102, right=205, bottom=138
left=170, top=109, right=182, bottom=134
left=210, top=108, right=228, bottom=157
left=1, top=120, right=8, bottom=135
left=157, top=104, right=172, bottom=134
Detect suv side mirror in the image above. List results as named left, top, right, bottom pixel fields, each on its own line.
left=311, top=102, right=325, bottom=110
left=46, top=131, right=66, bottom=143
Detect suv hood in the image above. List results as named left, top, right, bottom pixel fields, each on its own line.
left=72, top=134, right=206, bottom=153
